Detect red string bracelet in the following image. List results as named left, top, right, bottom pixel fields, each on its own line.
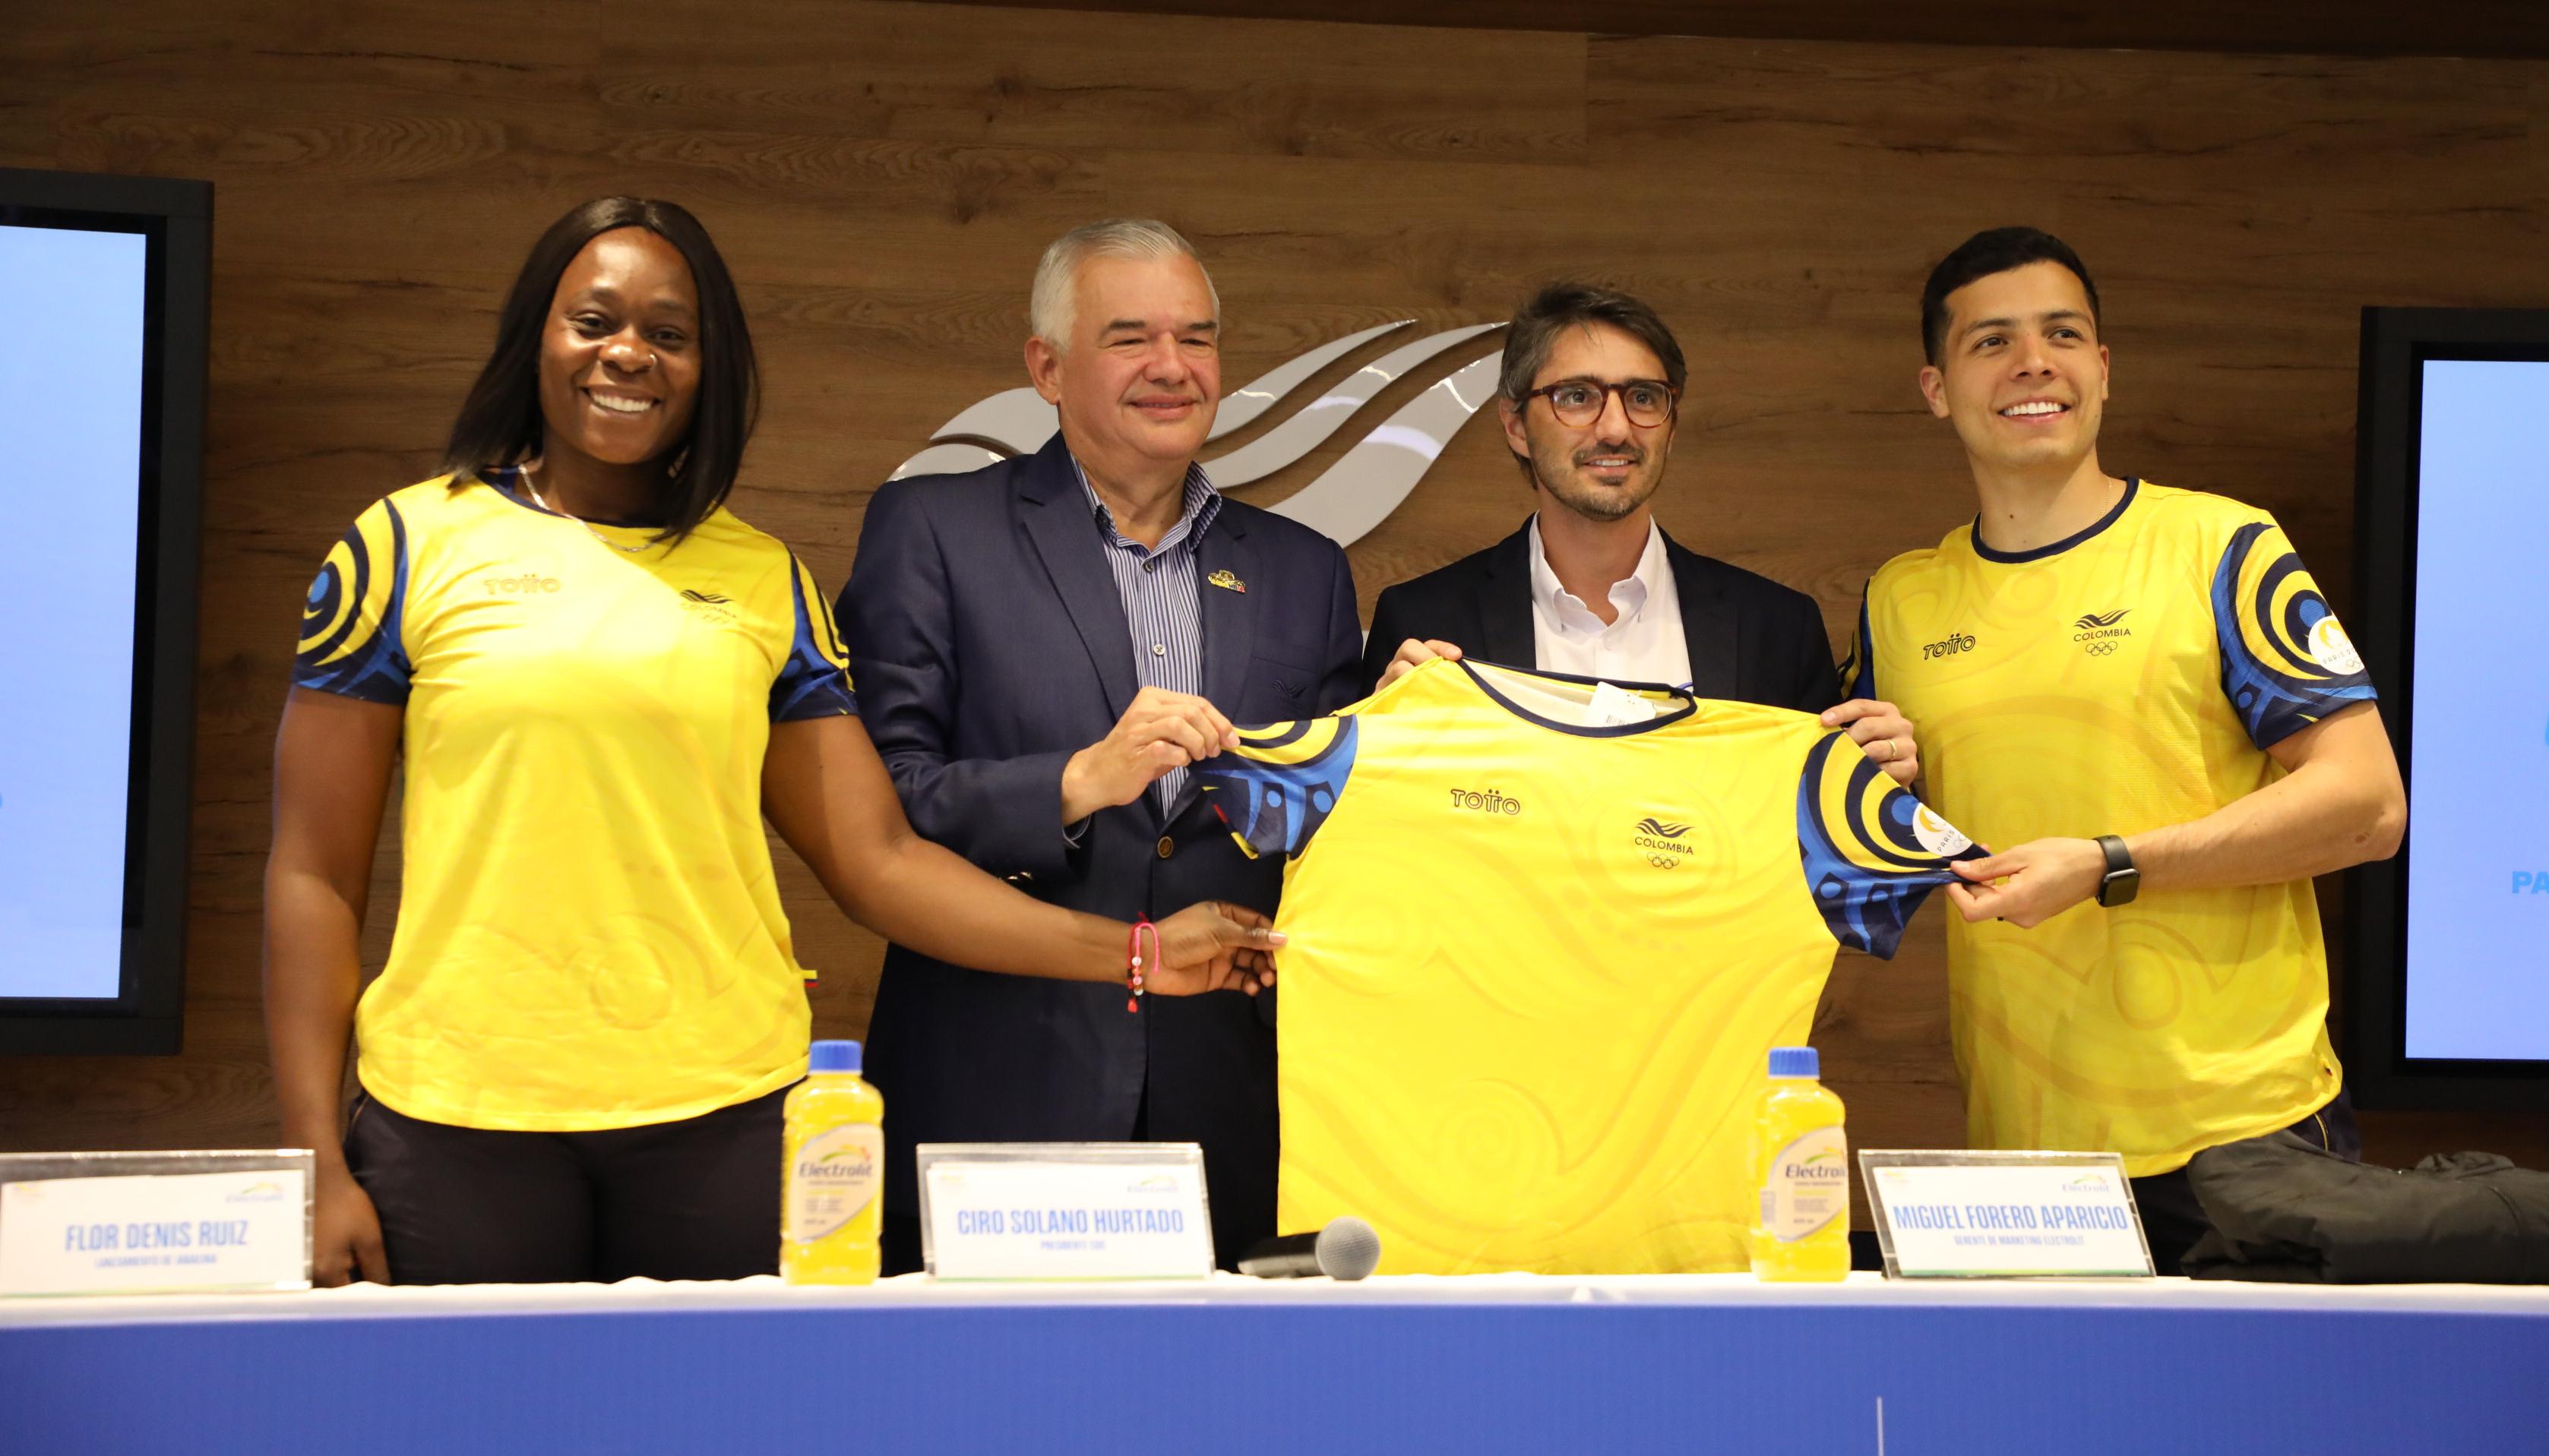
left=1125, top=916, right=1158, bottom=1014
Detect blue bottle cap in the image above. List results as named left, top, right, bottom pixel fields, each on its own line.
left=1768, top=1046, right=1819, bottom=1079
left=808, top=1040, right=862, bottom=1074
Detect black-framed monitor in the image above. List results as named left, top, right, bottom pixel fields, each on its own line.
left=2348, top=305, right=2549, bottom=1108
left=0, top=168, right=208, bottom=1054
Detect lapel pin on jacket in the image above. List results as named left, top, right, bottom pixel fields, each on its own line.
left=1208, top=568, right=1247, bottom=594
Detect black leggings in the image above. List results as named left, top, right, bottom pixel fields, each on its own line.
left=344, top=1086, right=786, bottom=1285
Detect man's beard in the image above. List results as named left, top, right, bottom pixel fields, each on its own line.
left=1533, top=438, right=1659, bottom=523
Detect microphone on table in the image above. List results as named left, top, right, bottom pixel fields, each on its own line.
left=1237, top=1216, right=1382, bottom=1281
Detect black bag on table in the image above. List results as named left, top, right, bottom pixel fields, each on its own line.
left=2181, top=1129, right=2549, bottom=1284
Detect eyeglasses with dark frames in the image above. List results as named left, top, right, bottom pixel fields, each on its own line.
left=1518, top=377, right=1680, bottom=428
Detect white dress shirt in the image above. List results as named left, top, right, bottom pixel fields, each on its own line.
left=1526, top=514, right=1692, bottom=687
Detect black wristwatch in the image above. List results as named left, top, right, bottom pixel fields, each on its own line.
left=2093, top=834, right=2139, bottom=908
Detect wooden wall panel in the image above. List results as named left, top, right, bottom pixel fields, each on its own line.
left=4, top=2, right=2547, bottom=1208
left=919, top=0, right=2549, bottom=63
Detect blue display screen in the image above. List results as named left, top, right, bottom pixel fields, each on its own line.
left=0, top=222, right=150, bottom=1000
left=2402, top=357, right=2549, bottom=1060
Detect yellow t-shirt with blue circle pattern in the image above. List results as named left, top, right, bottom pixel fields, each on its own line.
left=1195, top=659, right=1978, bottom=1274
left=1848, top=479, right=2375, bottom=1176
left=295, top=471, right=853, bottom=1131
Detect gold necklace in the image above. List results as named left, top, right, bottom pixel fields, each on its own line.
left=517, top=462, right=657, bottom=555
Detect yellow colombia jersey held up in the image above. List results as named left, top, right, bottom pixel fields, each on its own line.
left=294, top=472, right=855, bottom=1132
left=1193, top=659, right=1981, bottom=1274
left=1848, top=480, right=2375, bottom=1176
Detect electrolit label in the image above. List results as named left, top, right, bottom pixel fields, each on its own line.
left=1761, top=1126, right=1848, bottom=1243
left=786, top=1124, right=882, bottom=1242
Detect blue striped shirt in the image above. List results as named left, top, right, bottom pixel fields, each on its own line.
left=1073, top=454, right=1222, bottom=808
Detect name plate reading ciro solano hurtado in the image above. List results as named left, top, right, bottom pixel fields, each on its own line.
left=1861, top=1150, right=2154, bottom=1278
left=916, top=1143, right=1214, bottom=1281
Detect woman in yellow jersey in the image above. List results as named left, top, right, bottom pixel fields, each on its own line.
left=264, top=198, right=1277, bottom=1286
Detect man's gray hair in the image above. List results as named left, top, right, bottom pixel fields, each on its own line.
left=1029, top=219, right=1219, bottom=348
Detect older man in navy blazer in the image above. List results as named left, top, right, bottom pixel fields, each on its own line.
left=840, top=220, right=1361, bottom=1271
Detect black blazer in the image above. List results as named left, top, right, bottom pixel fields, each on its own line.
left=1358, top=520, right=1844, bottom=710
left=838, top=434, right=1362, bottom=1263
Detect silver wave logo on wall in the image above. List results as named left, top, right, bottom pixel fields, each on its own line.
left=889, top=321, right=1506, bottom=548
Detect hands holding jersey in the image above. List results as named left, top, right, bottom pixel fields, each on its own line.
left=1944, top=839, right=2107, bottom=927
left=1045, top=687, right=1273, bottom=995
left=1150, top=901, right=1282, bottom=996
left=1820, top=699, right=1920, bottom=788
left=1061, top=685, right=1241, bottom=823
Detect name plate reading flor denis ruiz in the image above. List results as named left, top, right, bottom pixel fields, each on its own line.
left=1861, top=1150, right=2154, bottom=1279
left=0, top=1151, right=315, bottom=1297
left=917, top=1143, right=1214, bottom=1281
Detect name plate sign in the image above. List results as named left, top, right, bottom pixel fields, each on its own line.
left=917, top=1143, right=1214, bottom=1281
left=1861, top=1151, right=2153, bottom=1278
left=1, top=1167, right=311, bottom=1296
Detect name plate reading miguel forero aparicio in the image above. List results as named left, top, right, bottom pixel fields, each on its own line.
left=1859, top=1150, right=2154, bottom=1278
left=916, top=1143, right=1215, bottom=1281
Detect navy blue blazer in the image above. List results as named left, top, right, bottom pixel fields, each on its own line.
left=838, top=434, right=1362, bottom=1261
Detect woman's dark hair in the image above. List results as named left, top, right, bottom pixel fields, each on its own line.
left=1919, top=226, right=2100, bottom=367
left=442, top=197, right=757, bottom=543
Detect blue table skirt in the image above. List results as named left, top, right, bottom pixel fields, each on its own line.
left=5, top=1274, right=2544, bottom=1454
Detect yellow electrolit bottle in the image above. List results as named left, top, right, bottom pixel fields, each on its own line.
left=1752, top=1045, right=1851, bottom=1282
left=782, top=1039, right=886, bottom=1285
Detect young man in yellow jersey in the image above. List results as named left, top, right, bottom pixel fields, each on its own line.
left=1847, top=227, right=2407, bottom=1272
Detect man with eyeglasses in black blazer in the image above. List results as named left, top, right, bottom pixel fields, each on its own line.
left=1362, top=282, right=1919, bottom=783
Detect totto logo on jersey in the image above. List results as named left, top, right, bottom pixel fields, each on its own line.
left=481, top=572, right=561, bottom=595
left=1449, top=788, right=1522, bottom=816
left=1632, top=815, right=1694, bottom=870
left=2074, top=607, right=2133, bottom=656
left=1922, top=633, right=1978, bottom=660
